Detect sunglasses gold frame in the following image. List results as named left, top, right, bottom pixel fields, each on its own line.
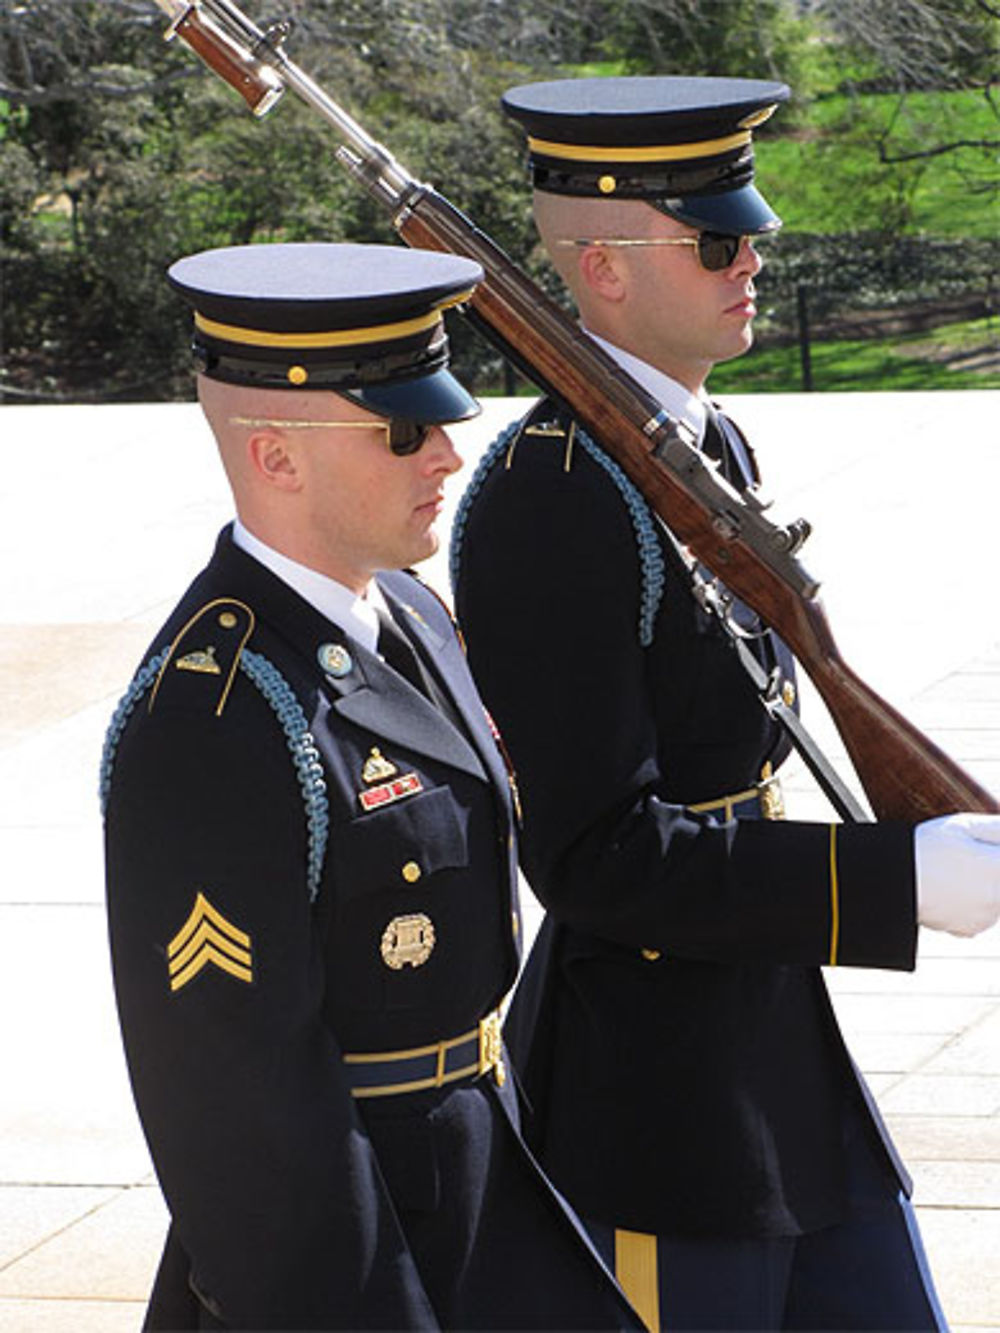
left=228, top=416, right=430, bottom=456
left=231, top=416, right=390, bottom=432
left=556, top=233, right=746, bottom=272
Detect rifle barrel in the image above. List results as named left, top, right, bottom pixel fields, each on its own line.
left=153, top=0, right=999, bottom=821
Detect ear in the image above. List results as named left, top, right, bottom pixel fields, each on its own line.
left=247, top=429, right=301, bottom=491
left=577, top=243, right=627, bottom=304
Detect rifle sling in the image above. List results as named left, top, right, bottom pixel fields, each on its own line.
left=655, top=515, right=870, bottom=825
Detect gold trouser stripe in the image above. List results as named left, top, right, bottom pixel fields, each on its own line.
left=527, top=129, right=750, bottom=164
left=614, top=1229, right=660, bottom=1332
left=828, top=824, right=840, bottom=966
left=193, top=288, right=473, bottom=352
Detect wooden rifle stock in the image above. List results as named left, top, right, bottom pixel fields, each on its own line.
left=398, top=192, right=998, bottom=821
left=154, top=0, right=998, bottom=822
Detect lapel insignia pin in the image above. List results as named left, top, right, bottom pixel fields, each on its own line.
left=318, top=642, right=353, bottom=678
left=380, top=912, right=435, bottom=970
left=175, top=646, right=221, bottom=675
left=358, top=771, right=423, bottom=811
left=166, top=892, right=253, bottom=993
left=362, top=747, right=398, bottom=784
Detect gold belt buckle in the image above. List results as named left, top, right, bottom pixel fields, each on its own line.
left=478, top=1011, right=506, bottom=1087
left=759, top=763, right=786, bottom=821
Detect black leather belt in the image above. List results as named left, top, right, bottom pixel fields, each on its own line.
left=343, top=1011, right=505, bottom=1099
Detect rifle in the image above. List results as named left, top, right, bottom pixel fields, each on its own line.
left=151, top=0, right=997, bottom=823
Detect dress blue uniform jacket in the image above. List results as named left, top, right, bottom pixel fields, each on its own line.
left=452, top=401, right=919, bottom=1241
left=103, top=526, right=640, bottom=1330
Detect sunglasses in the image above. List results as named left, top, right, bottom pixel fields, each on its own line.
left=557, top=230, right=745, bottom=272
left=230, top=416, right=433, bottom=456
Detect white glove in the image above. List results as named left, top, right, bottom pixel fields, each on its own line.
left=914, top=813, right=1000, bottom=937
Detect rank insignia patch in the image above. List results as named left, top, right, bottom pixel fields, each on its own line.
left=358, top=772, right=423, bottom=811
left=167, top=892, right=253, bottom=993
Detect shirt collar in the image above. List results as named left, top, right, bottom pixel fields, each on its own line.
left=584, top=330, right=709, bottom=445
left=231, top=518, right=384, bottom=653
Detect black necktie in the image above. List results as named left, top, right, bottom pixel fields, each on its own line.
left=701, top=402, right=726, bottom=464
left=704, top=403, right=757, bottom=493
left=376, top=608, right=429, bottom=696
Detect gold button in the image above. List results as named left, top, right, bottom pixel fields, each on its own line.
left=401, top=861, right=421, bottom=884
left=598, top=174, right=617, bottom=194
left=287, top=364, right=308, bottom=385
left=782, top=679, right=797, bottom=707
left=641, top=948, right=661, bottom=962
left=218, top=611, right=238, bottom=629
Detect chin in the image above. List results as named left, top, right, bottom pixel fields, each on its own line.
left=718, top=333, right=754, bottom=365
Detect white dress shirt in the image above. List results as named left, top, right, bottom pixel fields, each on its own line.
left=232, top=519, right=387, bottom=653
left=585, top=330, right=710, bottom=447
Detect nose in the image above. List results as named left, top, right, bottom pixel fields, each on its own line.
left=735, top=236, right=763, bottom=277
left=421, top=424, right=463, bottom=477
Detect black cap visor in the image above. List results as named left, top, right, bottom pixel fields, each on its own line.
left=345, top=364, right=480, bottom=425
left=653, top=181, right=781, bottom=235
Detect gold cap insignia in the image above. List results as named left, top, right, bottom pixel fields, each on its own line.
left=362, top=747, right=398, bottom=784
left=175, top=645, right=221, bottom=676
left=739, top=103, right=778, bottom=130
left=380, top=912, right=435, bottom=970
left=166, top=892, right=253, bottom=992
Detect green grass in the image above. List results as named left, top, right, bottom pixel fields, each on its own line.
left=708, top=317, right=1000, bottom=393
left=757, top=89, right=999, bottom=239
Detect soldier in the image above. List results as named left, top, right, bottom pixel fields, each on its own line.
left=102, top=241, right=641, bottom=1331
left=451, top=78, right=1000, bottom=1330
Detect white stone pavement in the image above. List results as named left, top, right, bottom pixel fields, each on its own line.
left=0, top=392, right=997, bottom=1332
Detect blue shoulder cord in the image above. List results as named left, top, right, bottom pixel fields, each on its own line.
left=449, top=419, right=666, bottom=647
left=99, top=647, right=330, bottom=903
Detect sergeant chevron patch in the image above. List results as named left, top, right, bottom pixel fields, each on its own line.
left=167, top=892, right=253, bottom=993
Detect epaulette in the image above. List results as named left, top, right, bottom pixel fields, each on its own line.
left=450, top=401, right=666, bottom=647
left=99, top=596, right=330, bottom=903
left=148, top=598, right=255, bottom=717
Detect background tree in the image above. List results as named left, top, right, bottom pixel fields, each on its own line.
left=1, top=0, right=995, bottom=401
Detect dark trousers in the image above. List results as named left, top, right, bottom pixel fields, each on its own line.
left=586, top=1113, right=947, bottom=1332
left=362, top=1077, right=638, bottom=1329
